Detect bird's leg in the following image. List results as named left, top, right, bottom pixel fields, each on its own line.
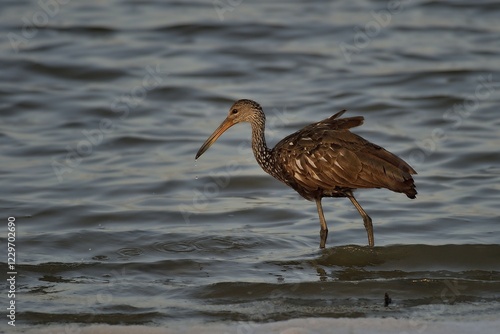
left=315, top=198, right=328, bottom=249
left=347, top=193, right=374, bottom=247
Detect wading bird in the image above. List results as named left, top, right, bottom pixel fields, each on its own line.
left=195, top=99, right=416, bottom=248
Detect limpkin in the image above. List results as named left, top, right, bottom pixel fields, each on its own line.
left=195, top=99, right=416, bottom=248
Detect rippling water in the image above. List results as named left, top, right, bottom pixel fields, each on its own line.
left=1, top=0, right=500, bottom=331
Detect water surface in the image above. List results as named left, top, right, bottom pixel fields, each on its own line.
left=1, top=0, right=499, bottom=330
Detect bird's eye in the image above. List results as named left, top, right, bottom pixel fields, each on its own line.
left=231, top=109, right=238, bottom=114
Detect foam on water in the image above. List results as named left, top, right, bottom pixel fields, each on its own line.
left=23, top=317, right=500, bottom=334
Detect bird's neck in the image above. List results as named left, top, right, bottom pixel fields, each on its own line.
left=250, top=116, right=274, bottom=175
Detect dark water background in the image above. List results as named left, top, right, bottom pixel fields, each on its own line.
left=1, top=0, right=500, bottom=331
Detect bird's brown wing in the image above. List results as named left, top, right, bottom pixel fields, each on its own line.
left=297, top=109, right=365, bottom=131
left=273, top=113, right=416, bottom=200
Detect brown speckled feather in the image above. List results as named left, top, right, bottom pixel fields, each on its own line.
left=272, top=110, right=417, bottom=201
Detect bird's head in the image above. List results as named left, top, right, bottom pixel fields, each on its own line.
left=195, top=99, right=264, bottom=159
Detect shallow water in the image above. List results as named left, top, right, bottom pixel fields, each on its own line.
left=1, top=0, right=500, bottom=330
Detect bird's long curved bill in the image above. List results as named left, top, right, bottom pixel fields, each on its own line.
left=195, top=118, right=235, bottom=159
